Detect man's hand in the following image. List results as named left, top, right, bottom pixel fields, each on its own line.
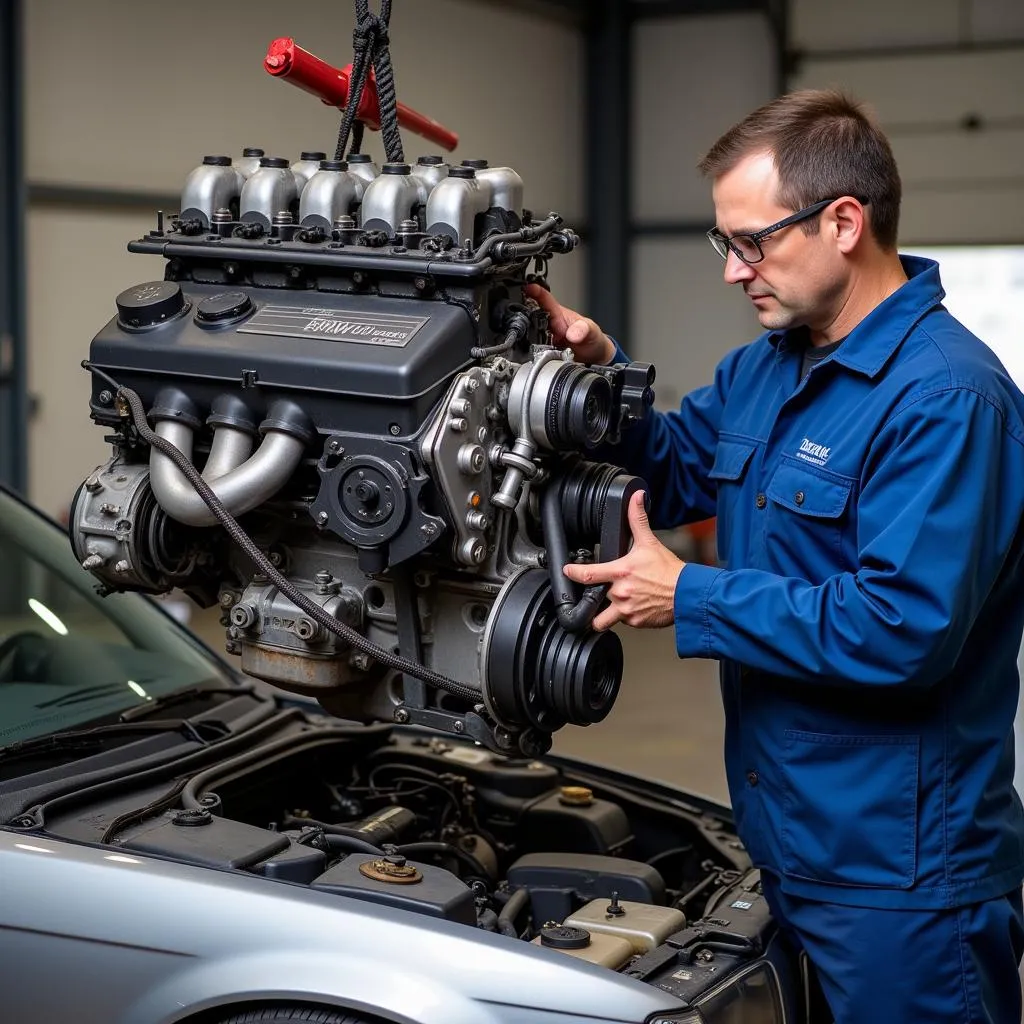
left=563, top=490, right=686, bottom=632
left=523, top=284, right=617, bottom=366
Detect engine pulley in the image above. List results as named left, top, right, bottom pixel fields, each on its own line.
left=481, top=568, right=623, bottom=734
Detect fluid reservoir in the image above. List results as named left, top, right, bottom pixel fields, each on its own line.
left=564, top=896, right=686, bottom=953
left=179, top=156, right=244, bottom=228
left=425, top=166, right=490, bottom=248
left=299, top=160, right=358, bottom=230
left=462, top=159, right=524, bottom=214
left=531, top=924, right=634, bottom=969
left=346, top=153, right=380, bottom=200
left=240, top=156, right=299, bottom=230
left=411, top=155, right=449, bottom=206
left=291, top=150, right=328, bottom=190
left=234, top=147, right=266, bottom=179
left=361, top=162, right=419, bottom=236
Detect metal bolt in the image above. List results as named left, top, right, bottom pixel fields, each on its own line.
left=420, top=522, right=438, bottom=538
left=459, top=539, right=486, bottom=565
left=113, top=559, right=130, bottom=574
left=466, top=510, right=490, bottom=531
left=452, top=720, right=465, bottom=734
left=466, top=377, right=480, bottom=393
left=84, top=475, right=102, bottom=492
left=268, top=550, right=283, bottom=567
left=696, top=949, right=715, bottom=963
left=413, top=276, right=428, bottom=291
left=97, top=389, right=114, bottom=406
left=317, top=511, right=329, bottom=526
left=352, top=652, right=372, bottom=671
left=315, top=570, right=333, bottom=585
left=449, top=417, right=468, bottom=433
left=230, top=605, right=256, bottom=629
left=212, top=208, right=233, bottom=224
left=218, top=591, right=235, bottom=609
left=394, top=708, right=411, bottom=724
left=353, top=270, right=366, bottom=286
left=295, top=618, right=317, bottom=641
left=327, top=439, right=344, bottom=454
left=99, top=503, right=122, bottom=516
left=449, top=398, right=471, bottom=417
left=389, top=423, right=402, bottom=436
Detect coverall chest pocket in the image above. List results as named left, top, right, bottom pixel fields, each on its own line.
left=708, top=438, right=758, bottom=555
left=765, top=458, right=854, bottom=572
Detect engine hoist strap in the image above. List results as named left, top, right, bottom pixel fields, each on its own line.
left=335, top=0, right=404, bottom=163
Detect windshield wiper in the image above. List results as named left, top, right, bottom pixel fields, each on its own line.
left=36, top=683, right=145, bottom=710
left=0, top=719, right=215, bottom=766
left=118, top=684, right=255, bottom=723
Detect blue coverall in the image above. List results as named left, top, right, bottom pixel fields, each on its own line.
left=610, top=257, right=1024, bottom=1021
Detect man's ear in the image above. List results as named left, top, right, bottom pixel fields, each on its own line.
left=832, top=197, right=866, bottom=254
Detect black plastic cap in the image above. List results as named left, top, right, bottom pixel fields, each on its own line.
left=116, top=280, right=186, bottom=331
left=449, top=166, right=475, bottom=179
left=462, top=159, right=489, bottom=169
left=320, top=159, right=347, bottom=171
left=417, top=155, right=443, bottom=165
left=300, top=151, right=327, bottom=161
left=348, top=153, right=372, bottom=163
left=259, top=156, right=289, bottom=168
left=539, top=925, right=590, bottom=950
left=382, top=162, right=411, bottom=175
left=207, top=393, right=258, bottom=435
left=203, top=155, right=232, bottom=166
left=195, top=290, right=253, bottom=325
left=260, top=400, right=316, bottom=444
left=242, top=147, right=265, bottom=158
left=149, top=386, right=202, bottom=430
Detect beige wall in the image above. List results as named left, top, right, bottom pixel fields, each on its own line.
left=23, top=0, right=584, bottom=514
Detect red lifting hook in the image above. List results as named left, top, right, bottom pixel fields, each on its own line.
left=264, top=37, right=459, bottom=153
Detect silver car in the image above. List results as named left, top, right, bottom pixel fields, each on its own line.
left=0, top=485, right=810, bottom=1023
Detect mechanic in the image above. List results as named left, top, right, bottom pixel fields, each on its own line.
left=526, top=89, right=1024, bottom=1023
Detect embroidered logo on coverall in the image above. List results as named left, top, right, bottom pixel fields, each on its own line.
left=796, top=437, right=832, bottom=466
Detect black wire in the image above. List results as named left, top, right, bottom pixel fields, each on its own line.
left=335, top=0, right=404, bottom=163
left=83, top=365, right=481, bottom=705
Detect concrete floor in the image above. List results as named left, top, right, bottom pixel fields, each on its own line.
left=188, top=607, right=730, bottom=806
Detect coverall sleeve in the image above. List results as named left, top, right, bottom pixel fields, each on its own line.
left=674, top=386, right=1024, bottom=687
left=601, top=342, right=745, bottom=531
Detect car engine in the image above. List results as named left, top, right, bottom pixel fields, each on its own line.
left=69, top=146, right=655, bottom=759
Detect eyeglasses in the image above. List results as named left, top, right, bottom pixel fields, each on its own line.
left=707, top=196, right=869, bottom=265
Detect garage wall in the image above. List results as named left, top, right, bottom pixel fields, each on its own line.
left=789, top=0, right=1024, bottom=245
left=23, top=0, right=584, bottom=515
left=629, top=13, right=775, bottom=409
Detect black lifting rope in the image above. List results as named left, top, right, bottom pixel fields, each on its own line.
left=335, top=0, right=404, bottom=163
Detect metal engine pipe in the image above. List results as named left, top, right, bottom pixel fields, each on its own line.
left=201, top=425, right=255, bottom=483
left=151, top=420, right=305, bottom=527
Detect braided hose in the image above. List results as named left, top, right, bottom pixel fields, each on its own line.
left=104, top=377, right=480, bottom=704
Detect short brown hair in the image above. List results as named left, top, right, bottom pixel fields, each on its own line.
left=698, top=89, right=901, bottom=250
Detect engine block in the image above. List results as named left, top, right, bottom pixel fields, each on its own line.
left=70, top=149, right=655, bottom=756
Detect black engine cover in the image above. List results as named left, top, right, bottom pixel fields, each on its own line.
left=88, top=282, right=476, bottom=438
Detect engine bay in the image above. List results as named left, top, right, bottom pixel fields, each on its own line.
left=24, top=693, right=778, bottom=1010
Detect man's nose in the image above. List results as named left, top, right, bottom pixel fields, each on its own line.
left=723, top=249, right=755, bottom=285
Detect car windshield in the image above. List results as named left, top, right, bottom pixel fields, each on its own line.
left=0, top=487, right=237, bottom=746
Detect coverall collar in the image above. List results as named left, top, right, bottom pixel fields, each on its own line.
left=769, top=255, right=946, bottom=379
